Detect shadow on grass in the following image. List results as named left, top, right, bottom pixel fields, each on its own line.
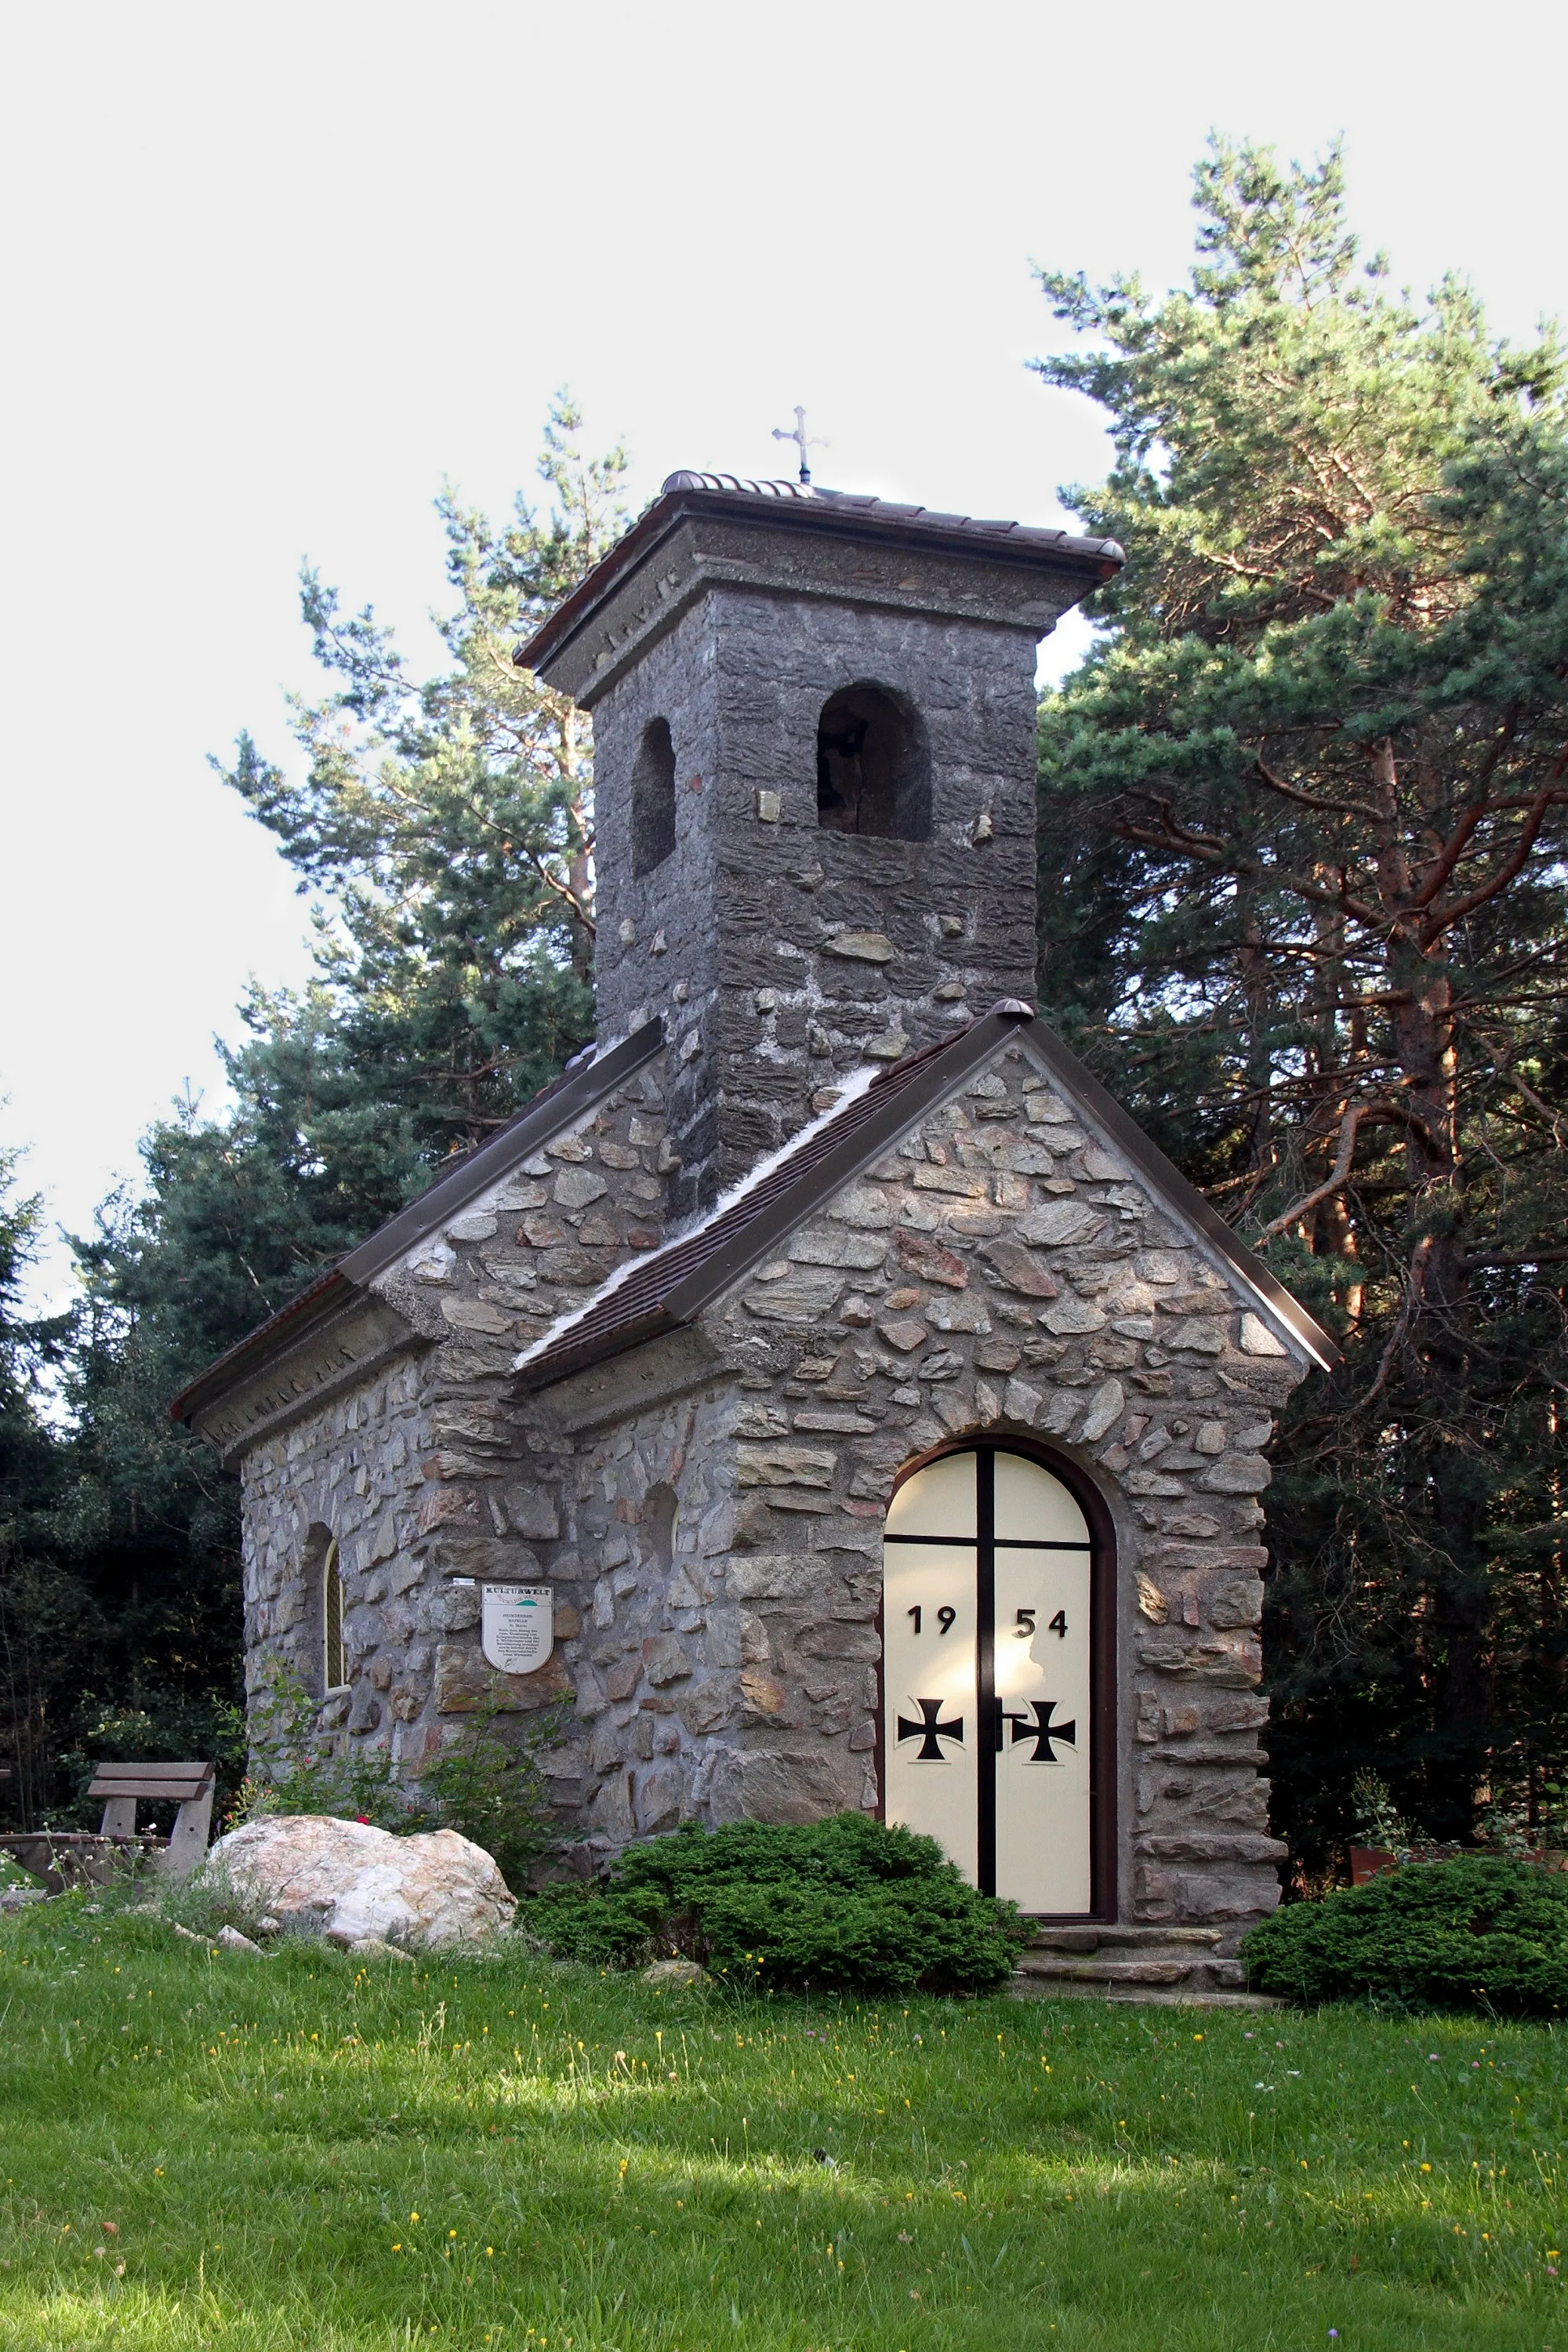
left=0, top=1899, right=1560, bottom=2350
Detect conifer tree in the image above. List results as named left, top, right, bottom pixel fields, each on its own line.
left=2, top=405, right=628, bottom=1818
left=1035, top=141, right=1568, bottom=1857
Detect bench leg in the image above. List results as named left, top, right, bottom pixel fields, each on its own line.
left=98, top=1798, right=137, bottom=1840
left=159, top=1787, right=215, bottom=1881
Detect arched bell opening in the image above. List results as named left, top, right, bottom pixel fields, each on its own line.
left=879, top=1435, right=1116, bottom=1920
left=815, top=682, right=931, bottom=839
left=630, top=717, right=677, bottom=877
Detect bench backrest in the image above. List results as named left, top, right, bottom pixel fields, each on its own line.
left=87, top=1762, right=214, bottom=1804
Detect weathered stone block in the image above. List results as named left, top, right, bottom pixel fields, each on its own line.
left=634, top=1764, right=683, bottom=1834
left=678, top=1675, right=742, bottom=1735
left=1136, top=1630, right=1263, bottom=1686
left=740, top=1669, right=788, bottom=1718
left=642, top=1633, right=693, bottom=1686
left=1203, top=1576, right=1263, bottom=1628
left=1200, top=1455, right=1272, bottom=1493
left=554, top=1169, right=609, bottom=1209
left=706, top=1744, right=862, bottom=1825
left=441, top=1298, right=514, bottom=1336
left=895, top=1229, right=968, bottom=1288
left=434, top=1642, right=571, bottom=1714
left=742, top=1272, right=844, bottom=1323
left=736, top=1445, right=836, bottom=1488
left=1041, top=1298, right=1107, bottom=1335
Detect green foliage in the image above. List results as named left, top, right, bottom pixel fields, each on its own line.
left=0, top=404, right=626, bottom=1834
left=1033, top=138, right=1568, bottom=1859
left=526, top=1814, right=1026, bottom=1994
left=2, top=1901, right=1563, bottom=2348
left=239, top=1661, right=564, bottom=1891
left=416, top=1693, right=568, bottom=1893
left=212, top=390, right=627, bottom=1181
left=0, top=1140, right=241, bottom=1835
left=1242, top=1857, right=1568, bottom=2016
left=239, top=1661, right=424, bottom=1833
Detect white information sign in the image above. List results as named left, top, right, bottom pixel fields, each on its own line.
left=481, top=1583, right=554, bottom=1675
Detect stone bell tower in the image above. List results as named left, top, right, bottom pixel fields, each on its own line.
left=520, top=470, right=1120, bottom=1222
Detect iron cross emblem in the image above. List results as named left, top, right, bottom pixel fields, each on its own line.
left=1004, top=1699, right=1077, bottom=1762
left=896, top=1697, right=965, bottom=1761
left=771, top=405, right=828, bottom=485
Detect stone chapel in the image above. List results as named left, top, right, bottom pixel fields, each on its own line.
left=174, top=470, right=1336, bottom=1993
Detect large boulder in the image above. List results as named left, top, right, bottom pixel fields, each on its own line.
left=204, top=1816, right=515, bottom=1950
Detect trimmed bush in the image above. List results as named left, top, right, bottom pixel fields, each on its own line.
left=524, top=1813, right=1026, bottom=1995
left=1241, top=1856, right=1568, bottom=2016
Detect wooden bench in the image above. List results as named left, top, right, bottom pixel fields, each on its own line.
left=87, top=1762, right=216, bottom=1880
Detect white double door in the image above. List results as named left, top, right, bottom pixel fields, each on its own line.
left=881, top=1446, right=1095, bottom=1915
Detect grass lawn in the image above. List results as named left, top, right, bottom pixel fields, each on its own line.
left=1, top=1892, right=1564, bottom=2350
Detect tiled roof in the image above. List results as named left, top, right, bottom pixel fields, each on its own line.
left=169, top=1021, right=664, bottom=1427
left=517, top=470, right=1122, bottom=682
left=514, top=1000, right=1339, bottom=1394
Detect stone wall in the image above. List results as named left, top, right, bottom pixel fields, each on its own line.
left=519, top=1034, right=1305, bottom=1939
left=237, top=1051, right=676, bottom=1770
left=591, top=570, right=1042, bottom=1218
left=238, top=1028, right=1310, bottom=1944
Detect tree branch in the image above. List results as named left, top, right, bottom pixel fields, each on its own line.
left=1253, top=753, right=1382, bottom=825
left=1253, top=1102, right=1367, bottom=1241
left=1420, top=788, right=1559, bottom=946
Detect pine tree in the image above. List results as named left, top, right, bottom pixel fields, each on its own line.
left=4, top=404, right=630, bottom=1818
left=1034, top=140, right=1568, bottom=1860
left=216, top=394, right=627, bottom=1171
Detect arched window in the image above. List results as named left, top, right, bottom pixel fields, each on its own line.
left=815, top=684, right=929, bottom=840
left=630, top=717, right=677, bottom=877
left=642, top=1482, right=678, bottom=1577
left=322, top=1539, right=347, bottom=1693
left=880, top=1439, right=1112, bottom=1918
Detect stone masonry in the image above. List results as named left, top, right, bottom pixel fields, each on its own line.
left=178, top=470, right=1333, bottom=1959
left=223, top=1025, right=1312, bottom=1938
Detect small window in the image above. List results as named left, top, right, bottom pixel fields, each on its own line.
left=643, top=1482, right=678, bottom=1577
left=816, top=684, right=929, bottom=840
left=630, top=717, right=677, bottom=877
left=322, top=1540, right=347, bottom=1693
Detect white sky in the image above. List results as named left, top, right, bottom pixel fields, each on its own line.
left=3, top=0, right=1565, bottom=1316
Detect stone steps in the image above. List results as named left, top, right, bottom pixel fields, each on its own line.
left=1011, top=1924, right=1281, bottom=2009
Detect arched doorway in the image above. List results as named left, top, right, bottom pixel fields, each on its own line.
left=880, top=1440, right=1114, bottom=1918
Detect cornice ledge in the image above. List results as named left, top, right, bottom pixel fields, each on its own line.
left=193, top=1289, right=430, bottom=1468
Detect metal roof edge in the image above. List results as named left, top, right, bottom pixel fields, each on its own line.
left=169, top=1020, right=666, bottom=1432
left=169, top=1267, right=355, bottom=1428
left=516, top=479, right=1122, bottom=686
left=1009, top=1023, right=1341, bottom=1371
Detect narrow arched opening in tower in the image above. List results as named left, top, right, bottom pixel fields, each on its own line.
left=630, top=716, right=677, bottom=876
left=815, top=684, right=930, bottom=840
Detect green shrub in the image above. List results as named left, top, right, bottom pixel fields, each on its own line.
left=1240, top=1856, right=1568, bottom=2016
left=415, top=1698, right=567, bottom=1893
left=235, top=1664, right=563, bottom=1891
left=524, top=1813, right=1026, bottom=1996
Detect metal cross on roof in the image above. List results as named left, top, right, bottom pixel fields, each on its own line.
left=771, top=405, right=828, bottom=486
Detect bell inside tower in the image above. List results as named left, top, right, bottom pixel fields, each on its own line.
left=815, top=683, right=930, bottom=840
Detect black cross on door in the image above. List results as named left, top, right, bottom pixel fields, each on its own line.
left=1003, top=1698, right=1076, bottom=1762
left=896, top=1697, right=965, bottom=1761
left=882, top=1443, right=1102, bottom=1915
